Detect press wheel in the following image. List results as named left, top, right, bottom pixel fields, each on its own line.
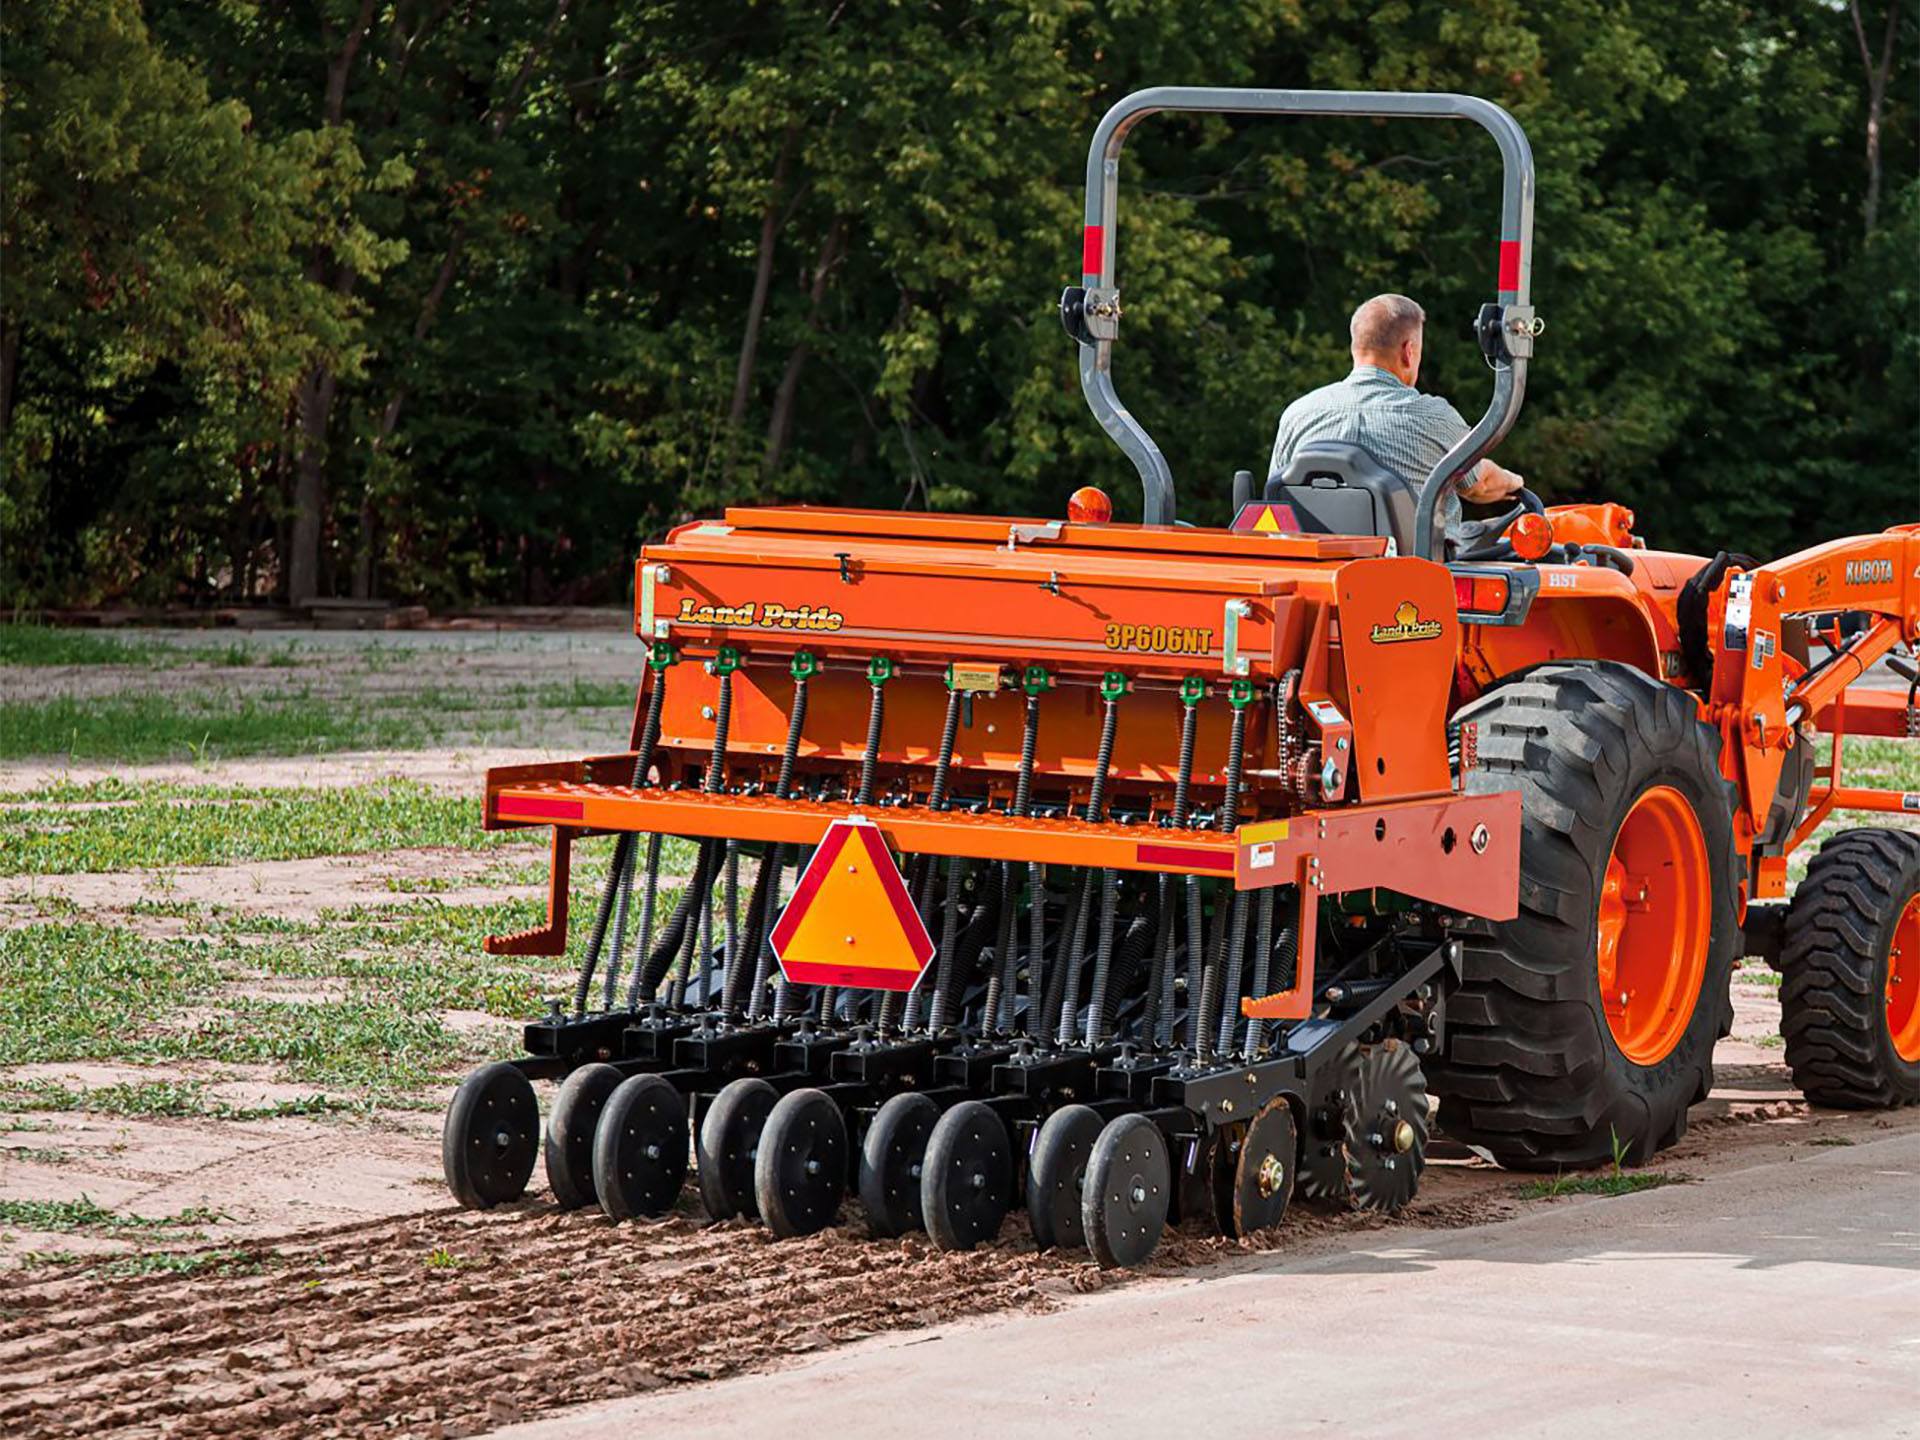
left=754, top=1087, right=849, bottom=1238
left=1226, top=1097, right=1298, bottom=1237
left=591, top=1073, right=690, bottom=1221
left=921, top=1100, right=1012, bottom=1252
left=697, top=1077, right=779, bottom=1221
left=858, top=1092, right=939, bottom=1238
left=1025, top=1104, right=1103, bottom=1251
left=443, top=1061, right=538, bottom=1209
left=1082, top=1113, right=1170, bottom=1269
left=544, top=1062, right=622, bottom=1210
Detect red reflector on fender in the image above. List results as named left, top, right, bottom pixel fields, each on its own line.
left=1498, top=240, right=1521, bottom=292
left=1453, top=574, right=1510, bottom=616
left=1082, top=225, right=1105, bottom=277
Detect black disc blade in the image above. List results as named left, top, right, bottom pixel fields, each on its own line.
left=755, top=1087, right=849, bottom=1238
left=1344, top=1039, right=1429, bottom=1213
left=859, top=1091, right=939, bottom=1238
left=443, top=1061, right=538, bottom=1209
left=591, top=1073, right=690, bottom=1221
left=697, top=1077, right=779, bottom=1221
left=1025, top=1103, right=1103, bottom=1251
left=544, top=1062, right=624, bottom=1211
left=1083, top=1113, right=1170, bottom=1269
left=1229, top=1098, right=1298, bottom=1238
left=921, top=1100, right=1012, bottom=1252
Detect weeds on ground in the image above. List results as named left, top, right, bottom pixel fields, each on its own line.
left=1518, top=1125, right=1691, bottom=1200
left=0, top=1195, right=227, bottom=1235
left=18, top=1247, right=267, bottom=1278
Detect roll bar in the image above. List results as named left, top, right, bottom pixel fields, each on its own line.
left=1060, top=87, right=1537, bottom=560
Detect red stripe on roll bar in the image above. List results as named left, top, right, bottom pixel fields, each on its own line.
left=1082, top=224, right=1104, bottom=276
left=1498, top=240, right=1520, bottom=291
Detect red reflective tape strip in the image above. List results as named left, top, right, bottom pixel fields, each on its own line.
left=1498, top=240, right=1521, bottom=292
left=497, top=795, right=584, bottom=822
left=1135, top=842, right=1236, bottom=873
left=856, top=823, right=935, bottom=961
left=778, top=961, right=920, bottom=993
left=1082, top=224, right=1104, bottom=276
left=1270, top=504, right=1300, bottom=531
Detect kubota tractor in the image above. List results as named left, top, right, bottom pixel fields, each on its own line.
left=442, top=88, right=1920, bottom=1268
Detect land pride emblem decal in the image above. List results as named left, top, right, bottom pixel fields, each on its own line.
left=1370, top=601, right=1444, bottom=645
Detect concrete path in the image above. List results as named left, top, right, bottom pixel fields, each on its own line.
left=494, top=1130, right=1920, bottom=1440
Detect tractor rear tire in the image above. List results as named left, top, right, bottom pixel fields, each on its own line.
left=1780, top=828, right=1920, bottom=1108
left=1433, top=661, right=1739, bottom=1170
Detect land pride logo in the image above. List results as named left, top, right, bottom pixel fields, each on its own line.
left=1369, top=600, right=1444, bottom=645
left=675, top=598, right=844, bottom=631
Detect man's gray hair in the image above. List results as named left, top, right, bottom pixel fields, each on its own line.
left=1349, top=294, right=1426, bottom=356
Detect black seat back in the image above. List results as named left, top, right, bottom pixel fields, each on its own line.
left=1266, top=442, right=1417, bottom=555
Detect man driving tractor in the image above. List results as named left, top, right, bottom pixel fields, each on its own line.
left=1270, top=293, right=1527, bottom=514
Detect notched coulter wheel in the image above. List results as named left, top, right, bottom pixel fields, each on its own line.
left=592, top=1074, right=691, bottom=1221
left=1343, top=1040, right=1429, bottom=1213
left=1781, top=828, right=1920, bottom=1108
left=443, top=1061, right=539, bottom=1210
left=544, top=1062, right=623, bottom=1210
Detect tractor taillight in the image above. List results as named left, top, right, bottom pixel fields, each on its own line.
left=1068, top=486, right=1113, bottom=524
left=1454, top=573, right=1510, bottom=616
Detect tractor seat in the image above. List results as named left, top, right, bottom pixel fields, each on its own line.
left=1266, top=442, right=1418, bottom=556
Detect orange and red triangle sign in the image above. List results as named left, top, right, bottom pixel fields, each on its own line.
left=769, top=817, right=936, bottom=992
left=1230, top=501, right=1301, bottom=534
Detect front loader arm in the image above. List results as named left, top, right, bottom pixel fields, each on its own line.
left=1709, top=524, right=1920, bottom=879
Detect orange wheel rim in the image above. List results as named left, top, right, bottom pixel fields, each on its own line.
left=1890, top=894, right=1920, bottom=1064
left=1595, top=785, right=1711, bottom=1066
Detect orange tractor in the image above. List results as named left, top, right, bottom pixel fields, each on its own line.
left=443, top=88, right=1920, bottom=1266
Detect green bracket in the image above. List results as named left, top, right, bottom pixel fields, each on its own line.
left=1021, top=665, right=1053, bottom=696
left=647, top=641, right=680, bottom=671
left=710, top=645, right=742, bottom=677
left=1226, top=677, right=1256, bottom=709
left=1178, top=676, right=1206, bottom=706
left=867, top=655, right=895, bottom=686
left=1100, top=670, right=1130, bottom=701
left=790, top=650, right=819, bottom=681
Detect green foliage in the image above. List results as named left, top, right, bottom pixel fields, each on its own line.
left=2, top=1, right=1913, bottom=607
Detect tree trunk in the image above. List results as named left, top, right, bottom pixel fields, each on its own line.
left=0, top=319, right=19, bottom=436
left=288, top=364, right=338, bottom=604
left=762, top=221, right=846, bottom=480
left=1849, top=0, right=1899, bottom=236
left=729, top=126, right=800, bottom=429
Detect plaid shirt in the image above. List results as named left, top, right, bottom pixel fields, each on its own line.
left=1268, top=364, right=1473, bottom=529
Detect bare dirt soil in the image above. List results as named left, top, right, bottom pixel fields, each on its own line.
left=4, top=993, right=1908, bottom=1440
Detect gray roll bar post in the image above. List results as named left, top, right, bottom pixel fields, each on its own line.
left=1072, top=87, right=1536, bottom=556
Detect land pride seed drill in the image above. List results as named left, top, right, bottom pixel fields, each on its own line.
left=443, top=89, right=1920, bottom=1267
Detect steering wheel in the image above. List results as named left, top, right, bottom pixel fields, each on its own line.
left=1451, top=487, right=1545, bottom=562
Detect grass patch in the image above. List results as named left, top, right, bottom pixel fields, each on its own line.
left=0, top=778, right=532, bottom=875
left=18, top=1246, right=264, bottom=1277
left=0, top=626, right=146, bottom=667
left=0, top=1078, right=369, bottom=1121
left=2, top=1146, right=72, bottom=1164
left=1518, top=1171, right=1689, bottom=1200
left=0, top=923, right=219, bottom=1064
left=0, top=1194, right=226, bottom=1235
left=0, top=689, right=442, bottom=763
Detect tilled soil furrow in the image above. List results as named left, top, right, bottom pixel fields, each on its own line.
left=1, top=1181, right=1524, bottom=1440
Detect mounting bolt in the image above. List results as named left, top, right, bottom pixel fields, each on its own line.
left=700, top=705, right=717, bottom=721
